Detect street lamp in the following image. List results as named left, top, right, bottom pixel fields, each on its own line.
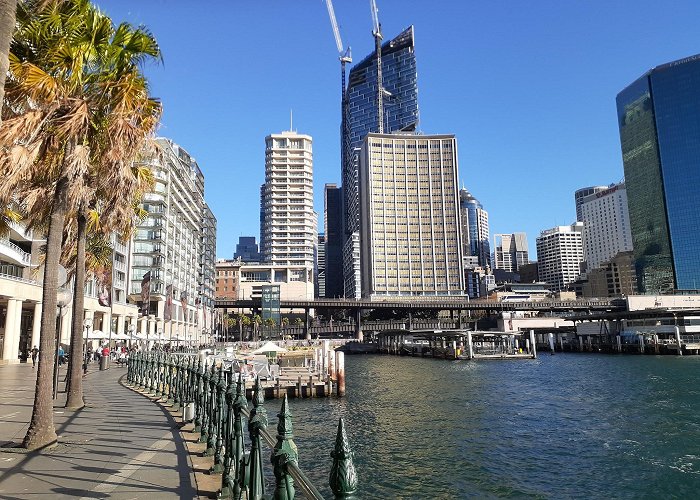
left=83, top=319, right=92, bottom=374
left=53, top=286, right=71, bottom=400
left=128, top=324, right=135, bottom=350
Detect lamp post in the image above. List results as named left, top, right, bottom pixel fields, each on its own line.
left=128, top=324, right=135, bottom=350
left=53, top=288, right=71, bottom=400
left=157, top=329, right=163, bottom=351
left=83, top=319, right=92, bottom=375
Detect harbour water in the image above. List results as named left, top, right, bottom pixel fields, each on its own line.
left=284, top=353, right=700, bottom=499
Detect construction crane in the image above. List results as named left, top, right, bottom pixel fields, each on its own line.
left=325, top=0, right=352, bottom=99
left=370, top=0, right=384, bottom=133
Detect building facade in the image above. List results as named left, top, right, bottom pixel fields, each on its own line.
left=459, top=188, right=491, bottom=270
left=493, top=233, right=529, bottom=273
left=343, top=26, right=420, bottom=298
left=316, top=234, right=326, bottom=298
left=617, top=53, right=700, bottom=293
left=359, top=133, right=463, bottom=298
left=131, top=138, right=216, bottom=344
left=574, top=186, right=607, bottom=222
left=536, top=223, right=585, bottom=292
left=579, top=182, right=633, bottom=271
left=323, top=184, right=344, bottom=298
left=260, top=131, right=316, bottom=275
left=581, top=251, right=637, bottom=298
left=215, top=259, right=314, bottom=303
left=234, top=236, right=260, bottom=262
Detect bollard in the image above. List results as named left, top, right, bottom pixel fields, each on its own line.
left=297, top=375, right=303, bottom=399
left=247, top=378, right=268, bottom=500
left=308, top=375, right=314, bottom=398
left=329, top=418, right=357, bottom=498
left=271, top=395, right=298, bottom=500
left=336, top=351, right=346, bottom=397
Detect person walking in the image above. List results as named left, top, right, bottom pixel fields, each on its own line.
left=58, top=345, right=65, bottom=365
left=31, top=346, right=39, bottom=368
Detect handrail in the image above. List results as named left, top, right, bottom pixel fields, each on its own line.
left=0, top=238, right=31, bottom=264
left=0, top=270, right=39, bottom=286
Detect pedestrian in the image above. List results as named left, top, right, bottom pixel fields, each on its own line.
left=58, top=345, right=65, bottom=365
left=31, top=345, right=39, bottom=368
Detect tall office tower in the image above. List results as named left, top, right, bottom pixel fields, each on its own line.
left=536, top=223, right=585, bottom=292
left=316, top=234, right=326, bottom=298
left=343, top=26, right=419, bottom=298
left=324, top=184, right=344, bottom=297
left=359, top=133, right=464, bottom=298
left=579, top=182, right=633, bottom=271
left=132, top=137, right=216, bottom=342
left=459, top=188, right=491, bottom=269
left=617, top=53, right=700, bottom=293
left=493, top=233, right=529, bottom=272
left=260, top=131, right=316, bottom=280
left=200, top=203, right=217, bottom=326
left=234, top=236, right=260, bottom=262
left=574, top=186, right=607, bottom=221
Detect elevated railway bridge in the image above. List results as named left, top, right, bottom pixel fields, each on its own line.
left=215, top=297, right=626, bottom=340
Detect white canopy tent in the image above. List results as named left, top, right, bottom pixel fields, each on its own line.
left=251, top=341, right=288, bottom=354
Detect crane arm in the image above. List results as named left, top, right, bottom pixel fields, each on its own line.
left=325, top=0, right=344, bottom=55
left=370, top=0, right=381, bottom=38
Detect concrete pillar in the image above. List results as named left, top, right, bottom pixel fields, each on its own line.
left=548, top=332, right=555, bottom=354
left=639, top=334, right=644, bottom=354
left=467, top=331, right=474, bottom=359
left=328, top=348, right=336, bottom=381
left=304, top=308, right=310, bottom=340
left=322, top=340, right=330, bottom=378
left=529, top=330, right=537, bottom=359
left=616, top=335, right=622, bottom=352
left=60, top=306, right=71, bottom=345
left=2, top=299, right=21, bottom=362
left=578, top=336, right=584, bottom=352
left=559, top=335, right=565, bottom=351
left=139, top=316, right=147, bottom=335
left=30, top=302, right=42, bottom=350
left=675, top=326, right=683, bottom=356
left=408, top=312, right=413, bottom=331
left=336, top=351, right=346, bottom=397
left=354, top=308, right=363, bottom=342
left=452, top=340, right=457, bottom=359
left=116, top=314, right=125, bottom=338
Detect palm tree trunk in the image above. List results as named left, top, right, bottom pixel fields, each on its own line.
left=66, top=210, right=86, bottom=409
left=23, top=177, right=68, bottom=450
left=0, top=0, right=17, bottom=125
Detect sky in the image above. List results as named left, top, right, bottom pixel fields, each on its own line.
left=94, top=0, right=700, bottom=260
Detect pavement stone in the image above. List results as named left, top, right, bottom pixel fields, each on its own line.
left=0, top=363, right=197, bottom=499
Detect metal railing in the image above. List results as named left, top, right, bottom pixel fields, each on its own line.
left=0, top=238, right=31, bottom=265
left=126, top=352, right=357, bottom=499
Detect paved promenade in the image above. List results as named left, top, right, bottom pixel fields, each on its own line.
left=0, top=362, right=196, bottom=499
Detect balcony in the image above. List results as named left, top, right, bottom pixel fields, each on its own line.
left=0, top=238, right=31, bottom=266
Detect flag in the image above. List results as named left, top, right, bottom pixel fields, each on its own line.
left=164, top=284, right=173, bottom=321
left=97, top=267, right=112, bottom=307
left=140, top=271, right=151, bottom=316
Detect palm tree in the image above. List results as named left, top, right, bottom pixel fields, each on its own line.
left=239, top=313, right=251, bottom=343
left=0, top=0, right=17, bottom=123
left=252, top=314, right=262, bottom=342
left=1, top=0, right=161, bottom=449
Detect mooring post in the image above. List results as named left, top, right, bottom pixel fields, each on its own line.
left=616, top=335, right=622, bottom=353
left=548, top=333, right=555, bottom=354
left=452, top=340, right=457, bottom=360
left=322, top=340, right=330, bottom=379
left=675, top=326, right=683, bottom=356
left=336, top=351, right=346, bottom=397
left=529, top=329, right=537, bottom=359
left=354, top=308, right=363, bottom=342
left=467, top=331, right=474, bottom=359
left=578, top=336, right=584, bottom=352
left=308, top=375, right=314, bottom=398
left=329, top=418, right=358, bottom=498
left=297, top=375, right=303, bottom=398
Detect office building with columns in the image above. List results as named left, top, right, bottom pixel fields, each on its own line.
left=359, top=133, right=464, bottom=298
left=130, top=137, right=217, bottom=345
left=0, top=224, right=139, bottom=363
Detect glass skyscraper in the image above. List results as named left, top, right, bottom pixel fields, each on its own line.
left=342, top=26, right=419, bottom=296
left=617, top=53, right=700, bottom=293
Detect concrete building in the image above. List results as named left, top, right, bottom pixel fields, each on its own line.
left=536, top=223, right=585, bottom=292
left=459, top=188, right=491, bottom=270
left=131, top=137, right=217, bottom=345
left=574, top=186, right=607, bottom=222
left=579, top=182, right=633, bottom=271
left=215, top=259, right=314, bottom=303
left=343, top=26, right=420, bottom=298
left=617, top=53, right=700, bottom=293
left=582, top=251, right=637, bottom=298
left=233, top=236, right=260, bottom=262
left=316, top=234, right=326, bottom=298
left=260, top=131, right=316, bottom=286
left=493, top=233, right=529, bottom=273
left=359, top=133, right=464, bottom=298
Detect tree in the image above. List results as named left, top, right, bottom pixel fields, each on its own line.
left=238, top=313, right=251, bottom=343
left=252, top=314, right=262, bottom=342
left=1, top=0, right=161, bottom=448
left=0, top=0, right=17, bottom=124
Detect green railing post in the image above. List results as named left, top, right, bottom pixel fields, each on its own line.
left=247, top=377, right=268, bottom=500
left=329, top=418, right=358, bottom=498
left=164, top=355, right=173, bottom=402
left=194, top=359, right=204, bottom=432
left=205, top=364, right=221, bottom=456
left=271, top=394, right=298, bottom=500
left=218, top=370, right=237, bottom=498
left=154, top=353, right=163, bottom=397
left=232, top=372, right=247, bottom=499
left=171, top=356, right=181, bottom=410
left=199, top=362, right=212, bottom=442
left=210, top=365, right=226, bottom=469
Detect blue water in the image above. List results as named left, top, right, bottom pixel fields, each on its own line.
left=277, top=354, right=700, bottom=499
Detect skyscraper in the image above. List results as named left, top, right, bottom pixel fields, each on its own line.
left=578, top=182, right=633, bottom=271
left=342, top=26, right=419, bottom=298
left=617, top=53, right=700, bottom=293
left=536, top=223, right=584, bottom=292
left=459, top=188, right=491, bottom=269
left=323, top=184, right=344, bottom=298
left=493, top=233, right=529, bottom=273
left=260, top=131, right=316, bottom=274
left=359, top=133, right=463, bottom=298
left=574, top=186, right=607, bottom=222
left=234, top=236, right=260, bottom=262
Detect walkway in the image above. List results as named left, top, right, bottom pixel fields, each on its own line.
left=0, top=362, right=196, bottom=499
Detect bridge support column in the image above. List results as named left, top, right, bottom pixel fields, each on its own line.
left=354, top=308, right=363, bottom=342
left=304, top=308, right=310, bottom=341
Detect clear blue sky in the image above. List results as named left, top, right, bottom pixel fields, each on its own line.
left=95, top=0, right=700, bottom=260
